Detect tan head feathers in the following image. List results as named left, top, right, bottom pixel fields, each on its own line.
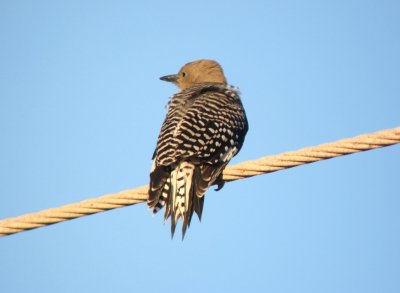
left=160, top=59, right=227, bottom=90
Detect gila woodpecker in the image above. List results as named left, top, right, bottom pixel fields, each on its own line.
left=148, top=59, right=248, bottom=239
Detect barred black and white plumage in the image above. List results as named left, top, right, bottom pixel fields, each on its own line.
left=148, top=60, right=248, bottom=239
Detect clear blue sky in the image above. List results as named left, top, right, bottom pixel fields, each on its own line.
left=1, top=1, right=399, bottom=292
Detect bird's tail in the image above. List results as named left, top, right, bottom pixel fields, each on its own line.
left=148, top=161, right=226, bottom=239
left=168, top=162, right=198, bottom=238
left=148, top=162, right=206, bottom=239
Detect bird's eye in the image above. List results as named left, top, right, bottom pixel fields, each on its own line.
left=182, top=72, right=186, bottom=77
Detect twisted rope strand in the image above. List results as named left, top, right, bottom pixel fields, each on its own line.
left=0, top=127, right=399, bottom=237
left=222, top=129, right=399, bottom=181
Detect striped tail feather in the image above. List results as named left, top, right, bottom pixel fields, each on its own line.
left=170, top=161, right=195, bottom=239
left=148, top=162, right=170, bottom=213
left=148, top=161, right=226, bottom=239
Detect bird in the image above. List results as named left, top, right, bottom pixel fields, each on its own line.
left=148, top=59, right=248, bottom=239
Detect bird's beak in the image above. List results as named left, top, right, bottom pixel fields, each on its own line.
left=160, top=74, right=178, bottom=83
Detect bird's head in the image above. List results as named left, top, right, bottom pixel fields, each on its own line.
left=160, top=59, right=227, bottom=90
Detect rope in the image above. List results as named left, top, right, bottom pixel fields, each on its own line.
left=0, top=127, right=399, bottom=237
